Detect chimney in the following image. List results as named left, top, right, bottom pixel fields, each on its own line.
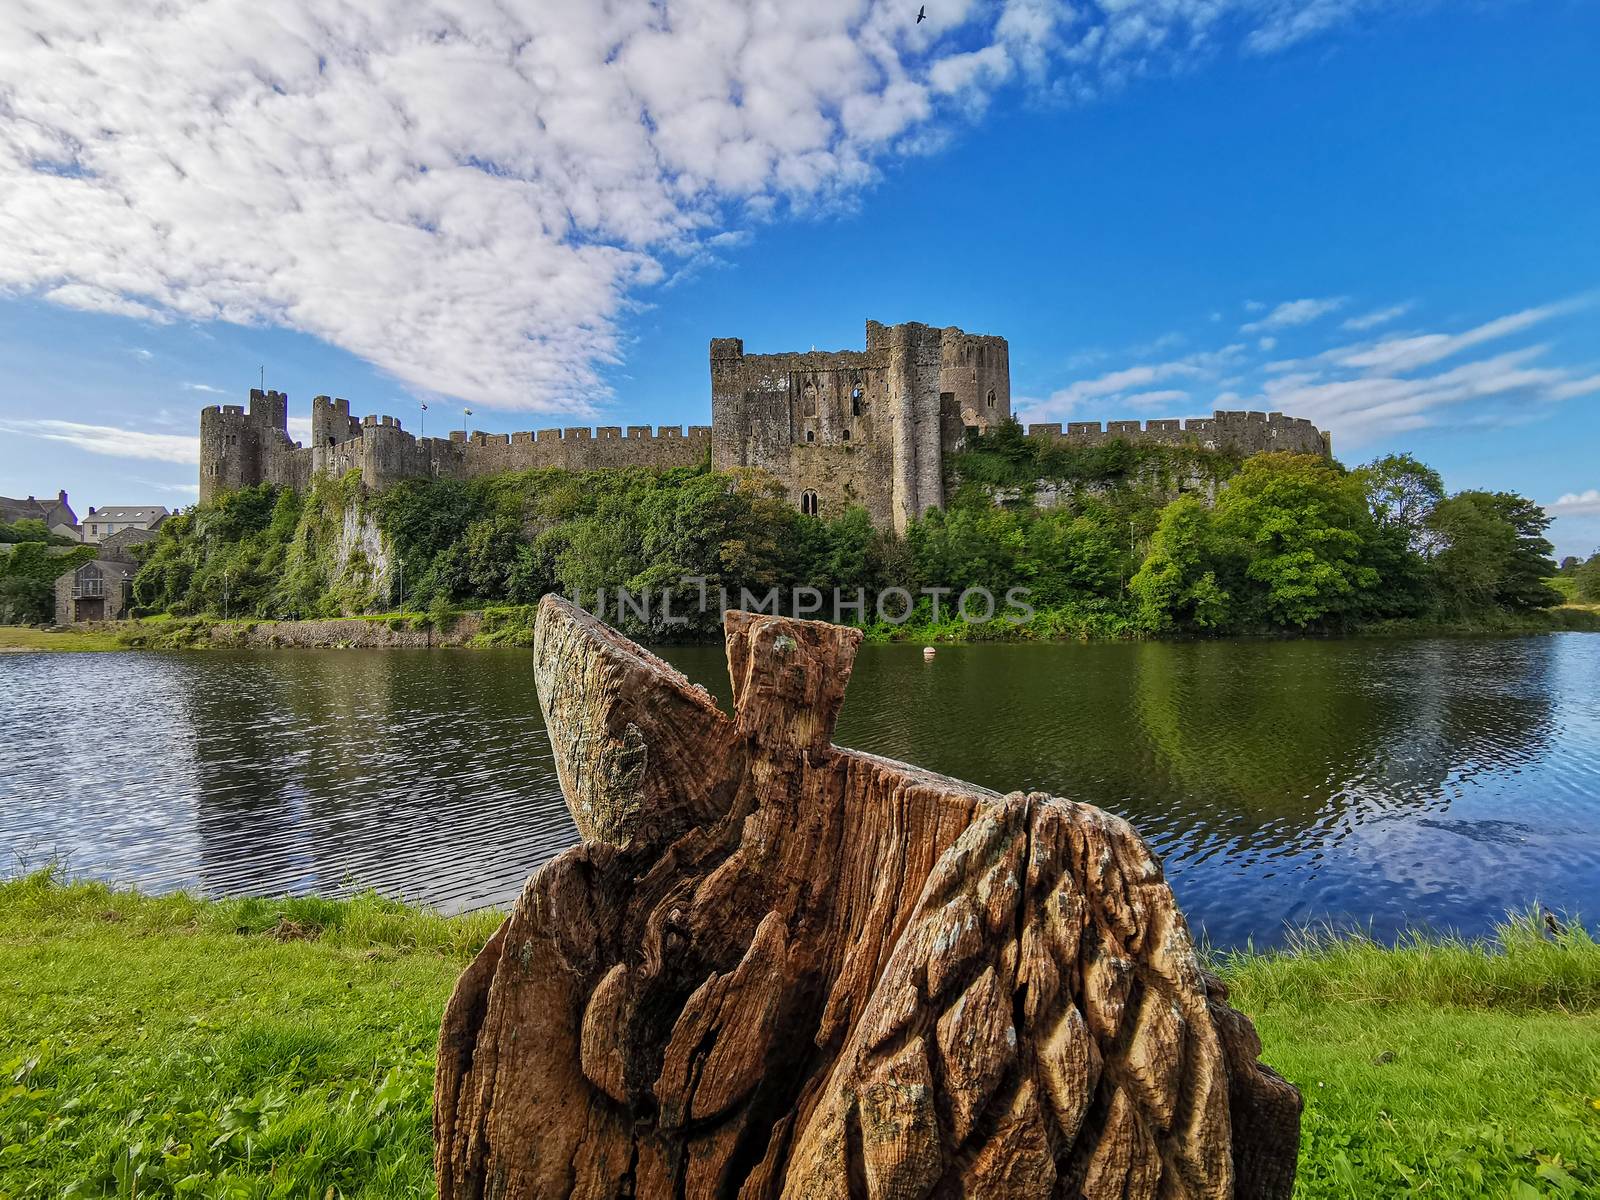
left=58, top=490, right=68, bottom=504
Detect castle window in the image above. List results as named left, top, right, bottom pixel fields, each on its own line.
left=841, top=428, right=851, bottom=441
left=851, top=387, right=862, bottom=417
left=805, top=429, right=815, bottom=443
left=986, top=388, right=996, bottom=409
left=802, top=382, right=818, bottom=417
left=801, top=490, right=819, bottom=517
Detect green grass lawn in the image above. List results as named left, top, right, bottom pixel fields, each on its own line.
left=2, top=874, right=1596, bottom=1197
left=0, top=626, right=127, bottom=652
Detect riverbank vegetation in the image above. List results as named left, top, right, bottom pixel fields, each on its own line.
left=2, top=873, right=1595, bottom=1196
left=115, top=431, right=1590, bottom=642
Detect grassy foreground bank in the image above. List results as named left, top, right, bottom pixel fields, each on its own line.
left=3, top=876, right=1596, bottom=1197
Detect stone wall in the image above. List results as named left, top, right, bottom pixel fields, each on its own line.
left=1023, top=410, right=1331, bottom=457
left=195, top=328, right=1331, bottom=530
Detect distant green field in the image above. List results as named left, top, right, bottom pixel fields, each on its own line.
left=2, top=874, right=1596, bottom=1197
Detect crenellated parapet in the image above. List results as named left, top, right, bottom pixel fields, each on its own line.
left=1024, top=410, right=1331, bottom=458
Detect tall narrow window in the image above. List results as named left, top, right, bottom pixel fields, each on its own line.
left=986, top=388, right=997, bottom=409
left=851, top=386, right=863, bottom=417
left=802, top=381, right=818, bottom=417
left=801, top=490, right=820, bottom=516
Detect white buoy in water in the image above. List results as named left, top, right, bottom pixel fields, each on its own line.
left=923, top=646, right=936, bottom=659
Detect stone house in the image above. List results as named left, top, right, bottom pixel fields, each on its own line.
left=80, top=504, right=169, bottom=544
left=54, top=557, right=137, bottom=623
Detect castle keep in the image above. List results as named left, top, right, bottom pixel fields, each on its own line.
left=199, top=319, right=1331, bottom=531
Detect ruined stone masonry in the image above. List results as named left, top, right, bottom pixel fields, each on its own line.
left=433, top=596, right=1302, bottom=1198
left=199, top=320, right=1331, bottom=531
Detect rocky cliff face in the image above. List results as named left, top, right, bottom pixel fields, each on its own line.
left=433, top=597, right=1300, bottom=1198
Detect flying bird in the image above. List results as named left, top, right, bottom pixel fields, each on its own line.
left=916, top=6, right=926, bottom=22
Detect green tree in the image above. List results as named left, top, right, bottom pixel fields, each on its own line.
left=1129, top=496, right=1231, bottom=632
left=1355, top=453, right=1444, bottom=550
left=1211, top=453, right=1379, bottom=628
left=1573, top=553, right=1600, bottom=603
left=1, top=518, right=77, bottom=546
left=1426, top=491, right=1561, bottom=613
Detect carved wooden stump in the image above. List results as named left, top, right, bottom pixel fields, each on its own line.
left=434, top=596, right=1300, bottom=1198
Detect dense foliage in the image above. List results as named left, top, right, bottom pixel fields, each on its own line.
left=1556, top=549, right=1600, bottom=604
left=0, top=522, right=92, bottom=623
left=128, top=427, right=1568, bottom=639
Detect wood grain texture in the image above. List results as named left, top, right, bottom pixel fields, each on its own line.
left=434, top=596, right=1300, bottom=1198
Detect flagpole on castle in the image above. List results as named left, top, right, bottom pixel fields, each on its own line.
left=462, top=407, right=473, bottom=438
left=420, top=401, right=427, bottom=440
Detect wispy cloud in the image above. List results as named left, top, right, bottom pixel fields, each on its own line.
left=0, top=2, right=1417, bottom=413
left=1024, top=345, right=1245, bottom=418
left=0, top=419, right=198, bottom=464
left=1241, top=296, right=1347, bottom=334
left=134, top=478, right=201, bottom=496
left=1319, top=299, right=1587, bottom=375
left=1024, top=294, right=1599, bottom=447
left=1342, top=301, right=1414, bottom=331
left=1548, top=489, right=1600, bottom=516
left=1124, top=389, right=1191, bottom=408
left=182, top=382, right=227, bottom=395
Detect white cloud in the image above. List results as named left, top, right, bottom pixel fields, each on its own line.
left=0, top=419, right=199, bottom=464
left=182, top=382, right=227, bottom=395
left=1123, top=389, right=1190, bottom=408
left=1322, top=300, right=1586, bottom=375
left=0, top=0, right=1414, bottom=413
left=1026, top=295, right=1600, bottom=448
left=1548, top=489, right=1600, bottom=516
left=1551, top=373, right=1600, bottom=401
left=1341, top=301, right=1414, bottom=331
left=1024, top=344, right=1245, bottom=418
left=1241, top=296, right=1346, bottom=334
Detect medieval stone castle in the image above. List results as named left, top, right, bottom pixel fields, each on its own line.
left=200, top=319, right=1331, bottom=531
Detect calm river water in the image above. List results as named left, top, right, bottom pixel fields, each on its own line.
left=3, top=635, right=1598, bottom=948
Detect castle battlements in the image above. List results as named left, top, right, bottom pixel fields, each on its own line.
left=198, top=321, right=1331, bottom=528
left=1023, top=410, right=1330, bottom=456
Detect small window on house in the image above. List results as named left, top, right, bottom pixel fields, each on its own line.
left=801, top=490, right=820, bottom=517
left=841, top=428, right=851, bottom=441
left=986, top=389, right=997, bottom=409
left=805, top=429, right=815, bottom=443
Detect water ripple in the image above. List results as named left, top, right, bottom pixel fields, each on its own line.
left=3, top=634, right=1598, bottom=948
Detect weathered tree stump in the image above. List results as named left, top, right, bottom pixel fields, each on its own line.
left=434, top=597, right=1300, bottom=1198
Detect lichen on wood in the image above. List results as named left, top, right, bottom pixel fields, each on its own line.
left=434, top=595, right=1300, bottom=1198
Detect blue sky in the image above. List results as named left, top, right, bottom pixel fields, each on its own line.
left=1, top=0, right=1596, bottom=556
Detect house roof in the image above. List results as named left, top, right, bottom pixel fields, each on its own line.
left=86, top=505, right=168, bottom=524
left=2, top=494, right=72, bottom=525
